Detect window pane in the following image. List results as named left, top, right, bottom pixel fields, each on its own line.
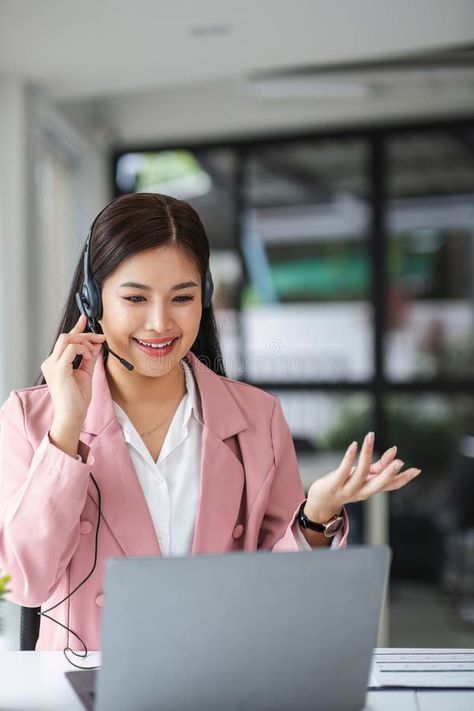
left=115, top=147, right=237, bottom=250
left=385, top=130, right=474, bottom=381
left=242, top=139, right=373, bottom=383
left=386, top=393, right=474, bottom=646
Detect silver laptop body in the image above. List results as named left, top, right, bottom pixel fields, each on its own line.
left=91, top=546, right=390, bottom=711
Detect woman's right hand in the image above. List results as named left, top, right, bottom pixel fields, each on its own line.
left=41, top=314, right=106, bottom=429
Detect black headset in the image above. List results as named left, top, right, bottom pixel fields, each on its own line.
left=39, top=197, right=214, bottom=669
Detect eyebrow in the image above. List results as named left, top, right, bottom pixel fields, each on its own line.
left=118, top=281, right=199, bottom=291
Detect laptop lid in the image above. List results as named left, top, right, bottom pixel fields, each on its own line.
left=92, top=546, right=390, bottom=711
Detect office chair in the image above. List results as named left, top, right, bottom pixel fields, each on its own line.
left=20, top=605, right=40, bottom=650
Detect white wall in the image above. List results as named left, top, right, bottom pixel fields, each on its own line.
left=0, top=78, right=109, bottom=649
left=0, top=78, right=31, bottom=399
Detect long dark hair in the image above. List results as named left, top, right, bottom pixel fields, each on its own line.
left=34, top=193, right=226, bottom=386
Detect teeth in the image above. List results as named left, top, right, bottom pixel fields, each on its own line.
left=137, top=338, right=174, bottom=349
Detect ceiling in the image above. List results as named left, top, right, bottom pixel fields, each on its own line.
left=1, top=0, right=473, bottom=101
left=1, top=0, right=473, bottom=144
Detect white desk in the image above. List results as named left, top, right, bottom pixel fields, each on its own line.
left=0, top=651, right=473, bottom=711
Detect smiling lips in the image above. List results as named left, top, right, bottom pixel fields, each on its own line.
left=132, top=336, right=179, bottom=356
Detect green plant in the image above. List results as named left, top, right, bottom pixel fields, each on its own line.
left=0, top=572, right=11, bottom=602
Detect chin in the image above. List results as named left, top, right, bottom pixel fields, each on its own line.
left=138, top=347, right=187, bottom=375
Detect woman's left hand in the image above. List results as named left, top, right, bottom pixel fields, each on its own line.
left=304, top=432, right=422, bottom=523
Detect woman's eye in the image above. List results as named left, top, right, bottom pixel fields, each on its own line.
left=123, top=295, right=194, bottom=304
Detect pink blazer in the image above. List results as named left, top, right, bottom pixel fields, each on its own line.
left=0, top=351, right=348, bottom=650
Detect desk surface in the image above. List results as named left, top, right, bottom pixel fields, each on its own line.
left=0, top=651, right=473, bottom=711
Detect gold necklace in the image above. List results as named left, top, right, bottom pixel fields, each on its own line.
left=138, top=403, right=180, bottom=438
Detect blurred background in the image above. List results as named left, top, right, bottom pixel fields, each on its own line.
left=0, top=0, right=474, bottom=649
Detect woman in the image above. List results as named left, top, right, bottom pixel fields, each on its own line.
left=0, top=193, right=421, bottom=653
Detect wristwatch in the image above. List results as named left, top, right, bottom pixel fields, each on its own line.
left=298, top=500, right=345, bottom=538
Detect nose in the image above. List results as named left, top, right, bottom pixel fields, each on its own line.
left=144, top=299, right=174, bottom=334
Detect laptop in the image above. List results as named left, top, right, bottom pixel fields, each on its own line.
left=66, top=546, right=391, bottom=710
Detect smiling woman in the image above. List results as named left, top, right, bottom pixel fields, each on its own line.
left=0, top=193, right=420, bottom=658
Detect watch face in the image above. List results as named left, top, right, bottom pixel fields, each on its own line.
left=324, top=516, right=344, bottom=538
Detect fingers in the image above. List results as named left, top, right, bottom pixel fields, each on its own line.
left=348, top=446, right=397, bottom=479
left=77, top=343, right=103, bottom=376
left=62, top=341, right=104, bottom=375
left=360, top=461, right=422, bottom=498
left=58, top=342, right=99, bottom=373
left=70, top=313, right=87, bottom=334
left=380, top=467, right=422, bottom=492
left=337, top=434, right=421, bottom=502
left=335, top=441, right=358, bottom=484
left=51, top=317, right=106, bottom=361
left=52, top=333, right=105, bottom=362
left=347, top=432, right=375, bottom=492
left=369, top=445, right=397, bottom=475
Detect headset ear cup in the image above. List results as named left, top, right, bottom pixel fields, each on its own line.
left=203, top=270, right=214, bottom=309
left=86, top=280, right=103, bottom=321
left=75, top=282, right=102, bottom=322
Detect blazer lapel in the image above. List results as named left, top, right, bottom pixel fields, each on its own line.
left=185, top=353, right=248, bottom=554
left=81, top=355, right=161, bottom=557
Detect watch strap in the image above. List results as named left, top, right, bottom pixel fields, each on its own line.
left=298, top=500, right=344, bottom=536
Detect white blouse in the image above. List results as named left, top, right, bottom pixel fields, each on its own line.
left=111, top=358, right=203, bottom=556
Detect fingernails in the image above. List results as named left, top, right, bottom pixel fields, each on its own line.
left=412, top=468, right=421, bottom=475
left=394, top=460, right=404, bottom=471
left=366, top=432, right=374, bottom=444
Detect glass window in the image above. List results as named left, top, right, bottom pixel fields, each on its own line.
left=241, top=139, right=373, bottom=383
left=385, top=130, right=474, bottom=381
left=385, top=393, right=474, bottom=644
left=115, top=148, right=237, bottom=250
